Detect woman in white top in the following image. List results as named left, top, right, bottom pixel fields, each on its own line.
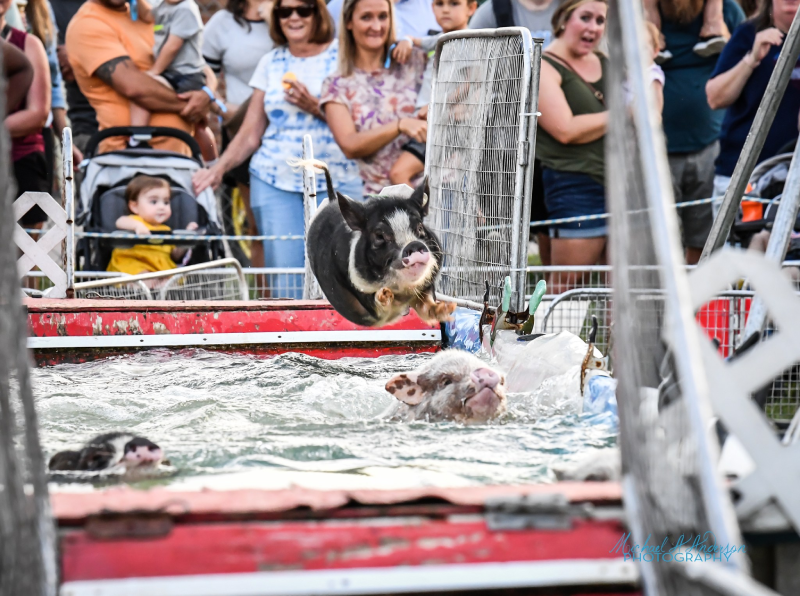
left=193, top=0, right=360, bottom=299
left=203, top=0, right=274, bottom=269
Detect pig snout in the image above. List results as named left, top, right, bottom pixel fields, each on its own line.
left=401, top=241, right=431, bottom=267
left=464, top=367, right=505, bottom=421
left=470, top=368, right=500, bottom=391
left=123, top=445, right=163, bottom=466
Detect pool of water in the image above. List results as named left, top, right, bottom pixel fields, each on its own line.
left=33, top=349, right=616, bottom=490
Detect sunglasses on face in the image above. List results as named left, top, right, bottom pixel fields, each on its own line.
left=276, top=4, right=316, bottom=19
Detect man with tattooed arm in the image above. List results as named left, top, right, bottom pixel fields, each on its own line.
left=65, top=0, right=211, bottom=154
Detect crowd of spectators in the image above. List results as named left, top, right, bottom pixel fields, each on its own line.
left=10, top=0, right=800, bottom=292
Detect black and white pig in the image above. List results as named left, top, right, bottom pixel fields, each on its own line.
left=385, top=351, right=508, bottom=423
left=48, top=432, right=164, bottom=473
left=300, top=159, right=456, bottom=327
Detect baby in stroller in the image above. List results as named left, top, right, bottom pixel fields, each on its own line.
left=107, top=175, right=198, bottom=276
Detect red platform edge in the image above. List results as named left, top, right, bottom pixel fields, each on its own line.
left=61, top=518, right=629, bottom=581
left=26, top=299, right=442, bottom=363
left=51, top=482, right=623, bottom=522
left=55, top=483, right=626, bottom=583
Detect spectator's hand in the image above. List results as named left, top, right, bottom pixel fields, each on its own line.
left=417, top=105, right=429, bottom=121
left=72, top=144, right=84, bottom=165
left=186, top=221, right=199, bottom=231
left=56, top=44, right=74, bottom=82
left=751, top=28, right=784, bottom=65
left=178, top=90, right=212, bottom=123
left=193, top=167, right=223, bottom=194
left=134, top=222, right=151, bottom=236
left=398, top=118, right=427, bottom=143
left=392, top=39, right=413, bottom=65
left=284, top=80, right=323, bottom=119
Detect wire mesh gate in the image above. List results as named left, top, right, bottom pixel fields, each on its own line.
left=426, top=28, right=542, bottom=312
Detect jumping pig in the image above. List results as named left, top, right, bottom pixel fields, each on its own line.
left=300, top=158, right=456, bottom=327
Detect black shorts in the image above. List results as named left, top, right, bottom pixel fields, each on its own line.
left=529, top=158, right=547, bottom=235
left=222, top=127, right=251, bottom=187
left=43, top=127, right=55, bottom=192
left=14, top=150, right=49, bottom=226
left=162, top=71, right=206, bottom=94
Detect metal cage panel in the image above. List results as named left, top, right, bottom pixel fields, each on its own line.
left=426, top=29, right=540, bottom=311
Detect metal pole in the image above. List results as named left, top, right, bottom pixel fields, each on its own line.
left=615, top=0, right=747, bottom=570
left=701, top=10, right=800, bottom=261
left=515, top=38, right=543, bottom=313
left=741, top=139, right=800, bottom=341
left=509, top=30, right=534, bottom=314
left=62, top=127, right=75, bottom=298
left=301, top=134, right=322, bottom=300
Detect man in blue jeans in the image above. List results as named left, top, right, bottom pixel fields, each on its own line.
left=661, top=0, right=744, bottom=263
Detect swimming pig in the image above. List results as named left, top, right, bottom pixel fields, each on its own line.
left=385, top=350, right=507, bottom=423
left=48, top=432, right=164, bottom=472
left=299, top=159, right=456, bottom=327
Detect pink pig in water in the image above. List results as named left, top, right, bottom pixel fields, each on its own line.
left=385, top=351, right=508, bottom=424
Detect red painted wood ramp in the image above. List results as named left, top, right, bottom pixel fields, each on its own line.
left=26, top=299, right=441, bottom=364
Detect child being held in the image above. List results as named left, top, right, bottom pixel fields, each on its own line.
left=107, top=175, right=198, bottom=275
left=624, top=22, right=665, bottom=117
left=388, top=0, right=477, bottom=186
left=131, top=0, right=218, bottom=162
left=643, top=21, right=665, bottom=116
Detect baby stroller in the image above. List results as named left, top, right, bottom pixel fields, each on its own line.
left=76, top=126, right=224, bottom=271
left=731, top=144, right=800, bottom=261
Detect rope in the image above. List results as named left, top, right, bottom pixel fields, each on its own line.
left=529, top=196, right=773, bottom=228
left=19, top=197, right=775, bottom=239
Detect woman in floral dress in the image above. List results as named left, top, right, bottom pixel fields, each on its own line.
left=320, top=0, right=426, bottom=195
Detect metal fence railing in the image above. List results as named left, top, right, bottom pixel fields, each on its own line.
left=32, top=259, right=250, bottom=301
left=538, top=287, right=800, bottom=423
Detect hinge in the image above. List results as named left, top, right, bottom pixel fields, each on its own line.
left=485, top=493, right=594, bottom=531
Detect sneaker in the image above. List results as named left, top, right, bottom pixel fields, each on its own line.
left=655, top=49, right=673, bottom=64
left=693, top=36, right=727, bottom=57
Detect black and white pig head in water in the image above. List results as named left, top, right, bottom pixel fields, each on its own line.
left=48, top=432, right=164, bottom=473
left=304, top=158, right=456, bottom=327
left=385, top=351, right=508, bottom=424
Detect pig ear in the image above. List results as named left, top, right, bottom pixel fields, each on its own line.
left=338, top=191, right=367, bottom=232
left=385, top=372, right=423, bottom=405
left=409, top=176, right=430, bottom=217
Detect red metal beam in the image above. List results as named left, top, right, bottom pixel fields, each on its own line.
left=60, top=517, right=629, bottom=581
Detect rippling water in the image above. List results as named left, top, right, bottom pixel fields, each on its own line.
left=33, top=349, right=616, bottom=489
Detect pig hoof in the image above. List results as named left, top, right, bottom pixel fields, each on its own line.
left=434, top=301, right=457, bottom=322
left=376, top=287, right=394, bottom=307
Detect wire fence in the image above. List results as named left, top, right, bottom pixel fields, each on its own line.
left=426, top=30, right=537, bottom=311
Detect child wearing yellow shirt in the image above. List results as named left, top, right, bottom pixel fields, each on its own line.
left=107, top=175, right=198, bottom=275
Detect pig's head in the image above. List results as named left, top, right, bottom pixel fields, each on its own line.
left=337, top=178, right=442, bottom=294
left=386, top=350, right=508, bottom=424
left=120, top=436, right=164, bottom=469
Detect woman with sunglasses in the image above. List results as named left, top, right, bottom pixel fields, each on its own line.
left=319, top=0, right=427, bottom=196
left=193, top=0, right=359, bottom=299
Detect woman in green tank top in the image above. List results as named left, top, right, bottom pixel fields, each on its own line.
left=536, top=0, right=608, bottom=294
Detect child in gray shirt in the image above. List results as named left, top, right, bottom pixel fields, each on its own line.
left=131, top=0, right=218, bottom=161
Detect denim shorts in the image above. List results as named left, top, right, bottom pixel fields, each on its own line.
left=542, top=168, right=607, bottom=238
